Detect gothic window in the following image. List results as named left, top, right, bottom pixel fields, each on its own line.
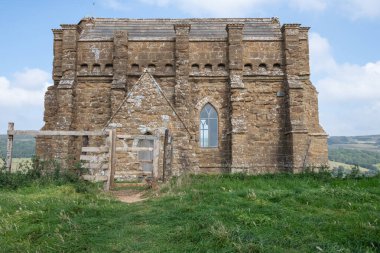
left=200, top=103, right=218, bottom=148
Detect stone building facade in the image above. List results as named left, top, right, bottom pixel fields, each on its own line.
left=37, top=18, right=328, bottom=179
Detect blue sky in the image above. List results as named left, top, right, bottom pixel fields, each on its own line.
left=0, top=0, right=379, bottom=135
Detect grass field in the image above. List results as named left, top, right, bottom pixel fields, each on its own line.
left=328, top=160, right=368, bottom=171
left=0, top=173, right=379, bottom=252
left=0, top=158, right=32, bottom=171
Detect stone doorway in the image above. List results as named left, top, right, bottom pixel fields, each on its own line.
left=137, top=139, right=154, bottom=173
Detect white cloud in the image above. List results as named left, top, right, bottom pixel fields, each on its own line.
left=310, top=32, right=380, bottom=101
left=289, top=0, right=327, bottom=11
left=13, top=68, right=50, bottom=88
left=310, top=33, right=380, bottom=135
left=0, top=68, right=50, bottom=133
left=0, top=68, right=50, bottom=107
left=139, top=0, right=330, bottom=16
left=139, top=0, right=277, bottom=17
left=100, top=0, right=130, bottom=11
left=317, top=62, right=380, bottom=101
left=309, top=32, right=337, bottom=74
left=341, top=0, right=380, bottom=19
left=100, top=0, right=380, bottom=19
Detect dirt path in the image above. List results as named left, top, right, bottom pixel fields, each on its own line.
left=111, top=190, right=148, bottom=203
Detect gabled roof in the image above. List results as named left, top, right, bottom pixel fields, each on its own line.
left=104, top=70, right=192, bottom=137
left=77, top=18, right=282, bottom=41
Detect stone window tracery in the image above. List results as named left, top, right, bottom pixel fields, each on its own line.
left=200, top=103, right=218, bottom=148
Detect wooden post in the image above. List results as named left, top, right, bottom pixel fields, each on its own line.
left=153, top=136, right=160, bottom=179
left=6, top=122, right=14, bottom=172
left=162, top=129, right=169, bottom=182
left=105, top=129, right=116, bottom=191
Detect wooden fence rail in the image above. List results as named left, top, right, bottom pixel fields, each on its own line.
left=5, top=122, right=114, bottom=189
left=5, top=122, right=165, bottom=191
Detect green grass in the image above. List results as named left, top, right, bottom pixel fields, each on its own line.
left=329, top=160, right=368, bottom=172
left=0, top=173, right=379, bottom=252
left=0, top=158, right=32, bottom=171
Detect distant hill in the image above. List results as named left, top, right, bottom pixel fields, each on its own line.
left=328, top=135, right=380, bottom=152
left=0, top=135, right=35, bottom=158
left=328, top=135, right=380, bottom=172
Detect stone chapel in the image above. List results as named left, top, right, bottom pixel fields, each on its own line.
left=36, top=17, right=328, bottom=179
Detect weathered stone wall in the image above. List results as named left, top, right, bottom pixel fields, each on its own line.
left=242, top=41, right=283, bottom=73
left=191, top=78, right=230, bottom=173
left=108, top=73, right=191, bottom=179
left=127, top=41, right=175, bottom=74
left=37, top=18, right=328, bottom=178
left=240, top=79, right=287, bottom=173
left=189, top=41, right=228, bottom=70
left=77, top=42, right=114, bottom=76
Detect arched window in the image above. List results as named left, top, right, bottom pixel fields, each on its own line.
left=204, top=64, right=212, bottom=72
left=200, top=103, right=218, bottom=147
left=244, top=63, right=253, bottom=71
left=191, top=64, right=200, bottom=72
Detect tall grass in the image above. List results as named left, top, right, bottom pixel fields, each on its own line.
left=0, top=156, right=91, bottom=192
left=0, top=170, right=379, bottom=252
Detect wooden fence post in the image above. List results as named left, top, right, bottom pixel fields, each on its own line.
left=162, top=129, right=169, bottom=182
left=6, top=122, right=14, bottom=172
left=105, top=129, right=116, bottom=191
left=153, top=136, right=160, bottom=179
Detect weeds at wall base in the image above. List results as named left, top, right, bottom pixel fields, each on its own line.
left=0, top=156, right=94, bottom=192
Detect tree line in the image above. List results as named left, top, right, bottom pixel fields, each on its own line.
left=329, top=148, right=380, bottom=171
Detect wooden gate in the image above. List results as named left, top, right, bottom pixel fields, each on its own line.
left=80, top=131, right=161, bottom=189
left=6, top=122, right=171, bottom=190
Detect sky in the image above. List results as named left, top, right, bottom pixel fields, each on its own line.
left=0, top=0, right=379, bottom=136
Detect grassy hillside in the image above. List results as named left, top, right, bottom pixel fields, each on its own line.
left=0, top=173, right=379, bottom=252
left=328, top=135, right=380, bottom=172
left=0, top=135, right=35, bottom=158
left=328, top=135, right=380, bottom=153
